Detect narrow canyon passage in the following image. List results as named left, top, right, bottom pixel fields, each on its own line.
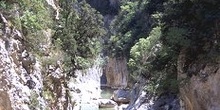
left=0, top=0, right=219, bottom=110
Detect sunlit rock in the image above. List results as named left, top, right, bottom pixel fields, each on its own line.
left=68, top=64, right=103, bottom=109
left=0, top=14, right=46, bottom=110
left=98, top=99, right=118, bottom=108
left=104, top=57, right=128, bottom=88
left=112, top=89, right=130, bottom=104
left=0, top=91, right=12, bottom=110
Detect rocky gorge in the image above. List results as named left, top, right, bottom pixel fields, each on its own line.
left=0, top=11, right=179, bottom=109
left=0, top=0, right=220, bottom=110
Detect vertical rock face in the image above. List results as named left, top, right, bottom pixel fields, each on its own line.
left=178, top=49, right=220, bottom=110
left=126, top=76, right=180, bottom=110
left=68, top=64, right=103, bottom=110
left=0, top=14, right=46, bottom=110
left=179, top=64, right=220, bottom=110
left=0, top=91, right=12, bottom=110
left=104, top=57, right=128, bottom=88
left=0, top=13, right=104, bottom=110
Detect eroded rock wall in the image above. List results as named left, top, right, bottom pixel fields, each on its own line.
left=0, top=14, right=46, bottom=110
left=68, top=64, right=103, bottom=110
left=104, top=57, right=128, bottom=88
left=0, top=4, right=103, bottom=109
left=126, top=76, right=180, bottom=110
left=178, top=48, right=220, bottom=110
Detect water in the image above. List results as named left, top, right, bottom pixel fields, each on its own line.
left=101, top=86, right=115, bottom=99
left=99, top=108, right=116, bottom=110
left=80, top=103, right=99, bottom=110
left=100, top=86, right=117, bottom=110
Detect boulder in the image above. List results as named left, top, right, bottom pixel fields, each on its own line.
left=98, top=99, right=118, bottom=108
left=112, top=89, right=130, bottom=104
left=151, top=93, right=180, bottom=110
left=118, top=104, right=129, bottom=110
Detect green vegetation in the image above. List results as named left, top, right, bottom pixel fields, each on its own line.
left=1, top=0, right=105, bottom=109
left=29, top=91, right=40, bottom=109
left=19, top=0, right=52, bottom=31
left=53, top=0, right=105, bottom=69
left=0, top=0, right=53, bottom=53
left=107, top=0, right=151, bottom=57
left=108, top=0, right=220, bottom=94
left=2, top=0, right=219, bottom=104
left=128, top=26, right=162, bottom=79
left=1, top=0, right=105, bottom=70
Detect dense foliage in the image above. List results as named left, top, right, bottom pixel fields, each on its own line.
left=0, top=0, right=105, bottom=69
left=0, top=0, right=52, bottom=54
left=0, top=0, right=106, bottom=109
left=2, top=0, right=219, bottom=97
left=53, top=0, right=105, bottom=69
left=108, top=0, right=220, bottom=94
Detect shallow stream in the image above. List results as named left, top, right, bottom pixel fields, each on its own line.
left=101, top=86, right=115, bottom=99
left=99, top=86, right=116, bottom=110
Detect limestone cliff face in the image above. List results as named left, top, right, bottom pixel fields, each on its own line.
left=178, top=48, right=220, bottom=110
left=0, top=14, right=46, bottom=110
left=104, top=57, right=128, bottom=88
left=69, top=64, right=102, bottom=110
left=0, top=3, right=103, bottom=109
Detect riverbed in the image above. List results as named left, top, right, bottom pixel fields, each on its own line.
left=100, top=86, right=117, bottom=110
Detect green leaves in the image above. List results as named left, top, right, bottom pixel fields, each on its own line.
left=128, top=26, right=162, bottom=79
left=4, top=0, right=53, bottom=54
left=54, top=0, right=105, bottom=69
left=107, top=0, right=153, bottom=57
left=108, top=0, right=220, bottom=95
left=0, top=1, right=7, bottom=9
left=21, top=10, right=40, bottom=30
left=165, top=27, right=190, bottom=47
left=20, top=0, right=51, bottom=31
left=130, top=27, right=161, bottom=61
left=120, top=1, right=137, bottom=16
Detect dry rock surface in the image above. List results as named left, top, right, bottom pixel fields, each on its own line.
left=112, top=89, right=131, bottom=104
left=104, top=57, right=128, bottom=88
left=0, top=10, right=103, bottom=110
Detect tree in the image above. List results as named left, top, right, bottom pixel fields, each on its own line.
left=54, top=0, right=105, bottom=69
